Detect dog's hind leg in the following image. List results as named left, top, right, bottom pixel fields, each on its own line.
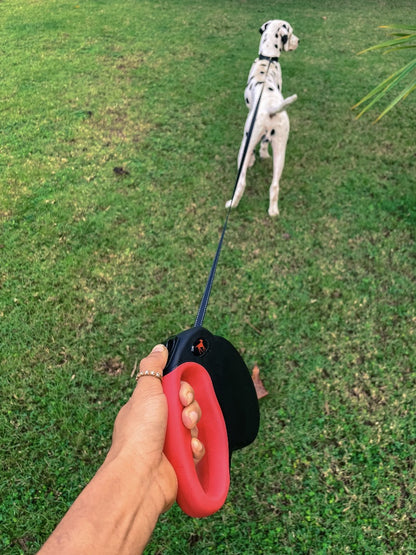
left=226, top=127, right=264, bottom=210
left=237, top=136, right=255, bottom=170
left=268, top=150, right=286, bottom=216
left=225, top=161, right=248, bottom=209
left=260, top=95, right=296, bottom=162
left=259, top=138, right=270, bottom=159
left=268, top=116, right=290, bottom=217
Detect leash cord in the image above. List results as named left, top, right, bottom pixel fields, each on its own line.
left=194, top=61, right=271, bottom=328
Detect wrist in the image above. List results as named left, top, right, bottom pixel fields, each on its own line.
left=103, top=445, right=176, bottom=515
left=98, top=451, right=167, bottom=551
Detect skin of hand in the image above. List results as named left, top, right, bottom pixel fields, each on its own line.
left=106, top=343, right=205, bottom=510
left=38, top=344, right=204, bottom=555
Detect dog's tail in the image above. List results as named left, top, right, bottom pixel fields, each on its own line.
left=269, top=94, right=297, bottom=117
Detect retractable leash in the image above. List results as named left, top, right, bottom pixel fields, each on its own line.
left=162, top=61, right=271, bottom=518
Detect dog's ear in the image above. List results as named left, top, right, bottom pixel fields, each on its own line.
left=279, top=23, right=293, bottom=51
left=279, top=23, right=292, bottom=52
left=259, top=21, right=270, bottom=34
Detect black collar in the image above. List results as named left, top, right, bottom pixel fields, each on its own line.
left=259, top=54, right=279, bottom=63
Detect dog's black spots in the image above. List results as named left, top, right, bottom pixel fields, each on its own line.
left=270, top=129, right=275, bottom=136
left=282, top=35, right=288, bottom=45
left=255, top=81, right=263, bottom=86
left=245, top=97, right=249, bottom=104
left=113, top=166, right=130, bottom=176
left=268, top=87, right=274, bottom=91
left=274, top=44, right=278, bottom=49
left=260, top=71, right=264, bottom=74
left=277, top=84, right=280, bottom=91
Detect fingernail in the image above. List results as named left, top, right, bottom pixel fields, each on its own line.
left=152, top=344, right=166, bottom=353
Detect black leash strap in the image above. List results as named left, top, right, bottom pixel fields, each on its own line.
left=194, top=61, right=271, bottom=328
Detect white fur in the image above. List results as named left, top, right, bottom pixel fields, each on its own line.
left=226, top=20, right=299, bottom=216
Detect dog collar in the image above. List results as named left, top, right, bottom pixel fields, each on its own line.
left=259, top=54, right=279, bottom=62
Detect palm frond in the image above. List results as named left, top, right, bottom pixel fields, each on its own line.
left=374, top=79, right=416, bottom=121
left=357, top=34, right=415, bottom=55
left=352, top=59, right=416, bottom=110
left=379, top=24, right=416, bottom=31
left=353, top=25, right=416, bottom=120
left=383, top=45, right=416, bottom=53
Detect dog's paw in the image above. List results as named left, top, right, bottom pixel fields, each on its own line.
left=268, top=206, right=280, bottom=217
left=225, top=199, right=233, bottom=209
left=259, top=147, right=270, bottom=160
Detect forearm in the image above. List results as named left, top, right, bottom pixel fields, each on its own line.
left=37, top=346, right=202, bottom=555
left=38, top=452, right=167, bottom=555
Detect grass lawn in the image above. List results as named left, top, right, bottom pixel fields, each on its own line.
left=1, top=0, right=415, bottom=552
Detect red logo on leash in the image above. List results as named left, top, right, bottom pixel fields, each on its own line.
left=192, top=338, right=208, bottom=356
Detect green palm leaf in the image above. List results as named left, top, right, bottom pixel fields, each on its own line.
left=357, top=34, right=414, bottom=55
left=375, top=79, right=416, bottom=121
left=353, top=25, right=416, bottom=121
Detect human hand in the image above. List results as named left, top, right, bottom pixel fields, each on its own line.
left=38, top=345, right=204, bottom=555
left=107, top=344, right=204, bottom=512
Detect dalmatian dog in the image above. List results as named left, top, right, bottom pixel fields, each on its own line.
left=226, top=20, right=299, bottom=216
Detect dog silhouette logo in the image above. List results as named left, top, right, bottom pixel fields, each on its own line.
left=192, top=338, right=208, bottom=356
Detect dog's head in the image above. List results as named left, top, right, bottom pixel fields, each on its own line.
left=259, top=20, right=299, bottom=57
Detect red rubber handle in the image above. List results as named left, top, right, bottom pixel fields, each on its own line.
left=163, top=362, right=230, bottom=517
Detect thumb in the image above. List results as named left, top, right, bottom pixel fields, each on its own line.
left=137, top=344, right=168, bottom=381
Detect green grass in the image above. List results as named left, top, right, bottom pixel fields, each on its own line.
left=1, top=0, right=415, bottom=553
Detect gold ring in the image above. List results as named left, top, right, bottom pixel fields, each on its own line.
left=136, top=370, right=163, bottom=382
